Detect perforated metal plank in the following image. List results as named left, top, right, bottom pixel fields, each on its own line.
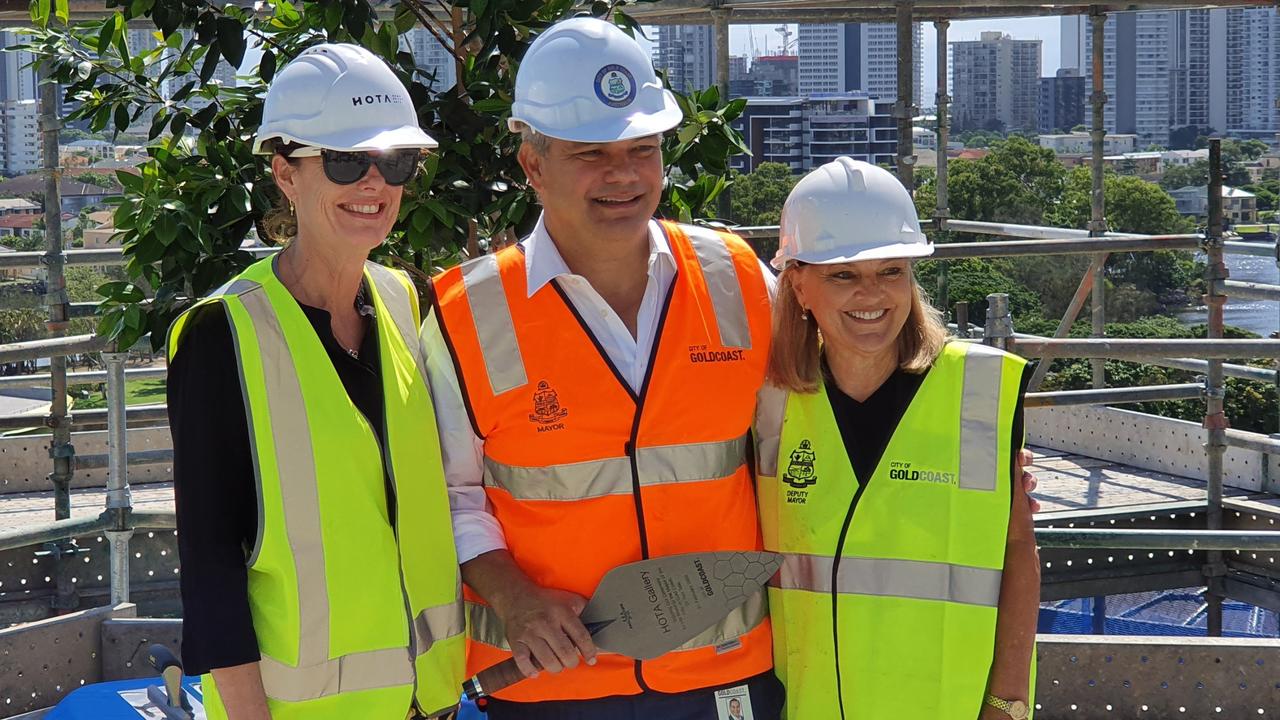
left=0, top=603, right=136, bottom=717
left=0, top=427, right=172, bottom=496
left=101, top=618, right=183, bottom=681
left=1034, top=635, right=1280, bottom=717
left=1041, top=568, right=1206, bottom=603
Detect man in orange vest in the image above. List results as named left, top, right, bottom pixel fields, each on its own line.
left=422, top=16, right=783, bottom=719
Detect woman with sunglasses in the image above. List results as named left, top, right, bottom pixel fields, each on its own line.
left=167, top=44, right=465, bottom=719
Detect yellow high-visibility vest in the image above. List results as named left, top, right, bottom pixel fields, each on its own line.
left=756, top=341, right=1032, bottom=719
left=168, top=257, right=465, bottom=719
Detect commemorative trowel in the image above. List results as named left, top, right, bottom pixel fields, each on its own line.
left=462, top=550, right=782, bottom=700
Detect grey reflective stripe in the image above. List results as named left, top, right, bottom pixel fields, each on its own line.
left=683, top=225, right=752, bottom=349
left=467, top=591, right=767, bottom=653
left=483, top=435, right=748, bottom=501
left=467, top=601, right=510, bottom=650
left=211, top=278, right=261, bottom=298
left=258, top=647, right=414, bottom=703
left=364, top=262, right=424, bottom=370
left=772, top=552, right=1003, bottom=607
left=460, top=254, right=528, bottom=395
left=238, top=288, right=331, bottom=668
left=959, top=343, right=1005, bottom=491
left=754, top=384, right=788, bottom=478
left=673, top=587, right=768, bottom=651
left=412, top=599, right=466, bottom=657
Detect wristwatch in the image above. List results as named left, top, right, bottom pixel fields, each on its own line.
left=984, top=694, right=1030, bottom=720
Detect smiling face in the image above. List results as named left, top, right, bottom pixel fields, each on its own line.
left=519, top=134, right=664, bottom=246
left=271, top=150, right=404, bottom=256
left=792, top=257, right=915, bottom=365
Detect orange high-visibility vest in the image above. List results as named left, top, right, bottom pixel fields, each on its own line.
left=432, top=221, right=773, bottom=702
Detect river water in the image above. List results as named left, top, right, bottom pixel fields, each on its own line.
left=1177, top=240, right=1279, bottom=337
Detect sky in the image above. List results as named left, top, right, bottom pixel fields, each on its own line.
left=643, top=16, right=1063, bottom=98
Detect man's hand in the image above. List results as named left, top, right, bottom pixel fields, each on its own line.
left=499, top=585, right=599, bottom=679
left=1017, top=448, right=1041, bottom=514
left=461, top=549, right=599, bottom=680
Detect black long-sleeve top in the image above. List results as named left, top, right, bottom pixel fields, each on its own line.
left=168, top=294, right=386, bottom=676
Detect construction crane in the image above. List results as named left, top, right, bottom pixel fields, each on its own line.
left=774, top=25, right=797, bottom=54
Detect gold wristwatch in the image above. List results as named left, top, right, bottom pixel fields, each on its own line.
left=984, top=694, right=1030, bottom=720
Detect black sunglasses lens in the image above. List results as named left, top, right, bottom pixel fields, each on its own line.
left=376, top=151, right=420, bottom=186
left=321, top=151, right=372, bottom=185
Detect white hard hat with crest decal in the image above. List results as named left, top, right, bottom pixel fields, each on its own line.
left=253, top=43, right=437, bottom=154
left=508, top=17, right=683, bottom=143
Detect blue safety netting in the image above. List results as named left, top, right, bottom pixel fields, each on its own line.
left=1039, top=587, right=1280, bottom=638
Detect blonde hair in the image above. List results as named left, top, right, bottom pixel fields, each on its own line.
left=261, top=191, right=296, bottom=244
left=766, top=263, right=951, bottom=394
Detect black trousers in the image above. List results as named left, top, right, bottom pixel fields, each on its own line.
left=480, top=670, right=784, bottom=720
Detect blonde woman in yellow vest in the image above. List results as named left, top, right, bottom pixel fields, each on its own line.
left=755, top=158, right=1040, bottom=720
left=166, top=45, right=464, bottom=719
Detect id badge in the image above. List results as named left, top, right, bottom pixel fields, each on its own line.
left=715, top=684, right=754, bottom=720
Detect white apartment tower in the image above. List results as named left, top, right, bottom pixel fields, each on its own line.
left=1225, top=7, right=1280, bottom=141
left=1, top=99, right=41, bottom=174
left=404, top=29, right=457, bottom=93
left=950, top=32, right=1042, bottom=133
left=797, top=23, right=923, bottom=107
left=0, top=31, right=38, bottom=104
left=653, top=25, right=716, bottom=94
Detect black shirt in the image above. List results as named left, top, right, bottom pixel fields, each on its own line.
left=822, top=355, right=1031, bottom=491
left=168, top=291, right=386, bottom=676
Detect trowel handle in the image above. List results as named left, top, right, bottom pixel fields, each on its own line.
left=462, top=657, right=533, bottom=700
left=148, top=644, right=186, bottom=709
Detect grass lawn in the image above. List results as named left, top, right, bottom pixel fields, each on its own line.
left=71, top=378, right=167, bottom=410
left=1235, top=223, right=1278, bottom=234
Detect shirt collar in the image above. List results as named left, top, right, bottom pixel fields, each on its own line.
left=523, top=212, right=674, bottom=298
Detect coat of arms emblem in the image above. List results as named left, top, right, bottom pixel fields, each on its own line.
left=783, top=439, right=818, bottom=489
left=529, top=380, right=570, bottom=424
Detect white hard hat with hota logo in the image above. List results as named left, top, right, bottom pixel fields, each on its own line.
left=508, top=17, right=683, bottom=143
left=253, top=43, right=438, bottom=154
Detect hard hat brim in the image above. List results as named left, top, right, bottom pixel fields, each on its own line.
left=507, top=88, right=683, bottom=144
left=253, top=124, right=439, bottom=155
left=771, top=240, right=934, bottom=270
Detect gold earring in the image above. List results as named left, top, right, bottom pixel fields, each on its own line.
left=289, top=201, right=295, bottom=216
left=801, top=308, right=810, bottom=321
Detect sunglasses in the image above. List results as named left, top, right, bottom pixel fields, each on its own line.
left=287, top=147, right=422, bottom=186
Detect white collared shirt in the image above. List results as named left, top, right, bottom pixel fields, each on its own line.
left=421, top=213, right=775, bottom=562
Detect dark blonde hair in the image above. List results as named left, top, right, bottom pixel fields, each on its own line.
left=766, top=263, right=950, bottom=394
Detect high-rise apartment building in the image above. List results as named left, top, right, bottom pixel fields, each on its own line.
left=797, top=23, right=922, bottom=107
left=404, top=29, right=457, bottom=93
left=1, top=100, right=41, bottom=175
left=0, top=31, right=38, bottom=104
left=1081, top=10, right=1237, bottom=148
left=1225, top=8, right=1280, bottom=142
left=950, top=32, right=1042, bottom=133
left=1039, top=68, right=1085, bottom=133
left=653, top=25, right=716, bottom=94
left=729, top=92, right=896, bottom=174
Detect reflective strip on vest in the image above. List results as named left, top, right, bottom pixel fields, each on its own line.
left=413, top=598, right=467, bottom=658
left=238, top=286, right=333, bottom=669
left=682, top=226, right=752, bottom=350
left=364, top=263, right=423, bottom=371
left=465, top=587, right=769, bottom=651
left=753, top=385, right=789, bottom=479
left=483, top=435, right=748, bottom=501
left=958, top=343, right=1005, bottom=491
left=257, top=647, right=413, bottom=703
left=460, top=254, right=528, bottom=395
left=771, top=552, right=1002, bottom=607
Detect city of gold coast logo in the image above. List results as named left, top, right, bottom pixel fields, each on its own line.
left=783, top=439, right=818, bottom=489
left=529, top=380, right=569, bottom=432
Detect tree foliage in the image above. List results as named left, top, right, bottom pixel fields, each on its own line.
left=727, top=162, right=797, bottom=227
left=19, top=0, right=751, bottom=350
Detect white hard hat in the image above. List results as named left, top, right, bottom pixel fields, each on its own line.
left=773, top=157, right=932, bottom=270
left=508, top=17, right=683, bottom=143
left=253, top=43, right=437, bottom=154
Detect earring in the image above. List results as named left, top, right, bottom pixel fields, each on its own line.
left=801, top=308, right=810, bottom=321
left=289, top=201, right=296, bottom=216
